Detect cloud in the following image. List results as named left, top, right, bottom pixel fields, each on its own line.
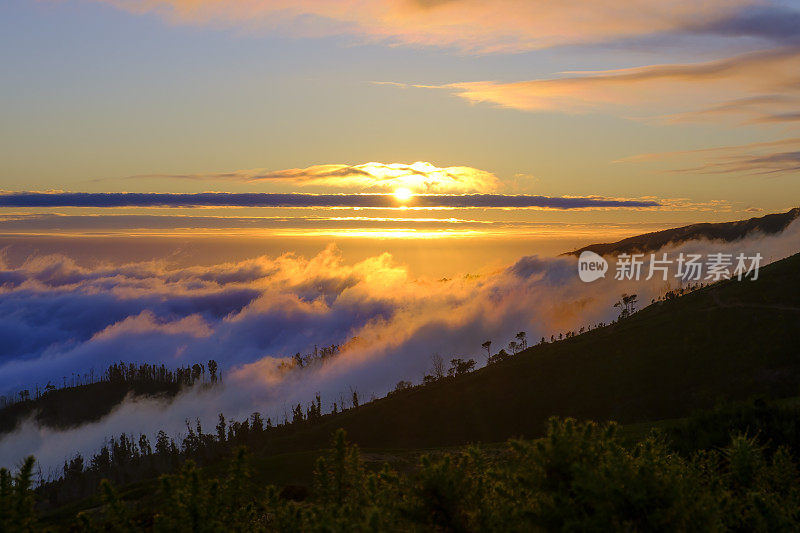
left=0, top=222, right=800, bottom=468
left=663, top=95, right=800, bottom=125
left=691, top=5, right=800, bottom=44
left=619, top=137, right=800, bottom=176
left=356, top=4, right=800, bottom=127
left=0, top=192, right=660, bottom=210
left=697, top=151, right=800, bottom=175
left=1, top=220, right=799, bottom=471
left=129, top=162, right=501, bottom=195
left=94, top=0, right=753, bottom=53
left=416, top=46, right=800, bottom=119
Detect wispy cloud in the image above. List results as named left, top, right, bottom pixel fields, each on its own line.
left=377, top=4, right=800, bottom=124
left=0, top=192, right=660, bottom=209
left=411, top=46, right=800, bottom=120
left=664, top=95, right=800, bottom=125
left=619, top=137, right=800, bottom=176
left=617, top=138, right=800, bottom=163
left=95, top=0, right=754, bottom=53
left=689, top=5, right=800, bottom=44
left=125, top=162, right=501, bottom=194
left=674, top=151, right=800, bottom=176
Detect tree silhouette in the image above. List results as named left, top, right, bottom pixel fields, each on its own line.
left=191, top=364, right=202, bottom=384
left=292, top=404, right=304, bottom=424
left=251, top=412, right=265, bottom=433
left=614, top=293, right=639, bottom=320
left=0, top=456, right=37, bottom=531
left=481, top=341, right=492, bottom=359
left=155, top=430, right=171, bottom=456
left=447, top=358, right=476, bottom=377
left=208, top=359, right=218, bottom=383
left=516, top=331, right=528, bottom=350
left=423, top=353, right=446, bottom=384
left=393, top=381, right=413, bottom=393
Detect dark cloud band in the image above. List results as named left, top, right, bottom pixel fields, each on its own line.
left=0, top=192, right=659, bottom=209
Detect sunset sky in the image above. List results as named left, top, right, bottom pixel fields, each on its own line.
left=2, top=0, right=799, bottom=257
left=3, top=0, right=800, bottom=471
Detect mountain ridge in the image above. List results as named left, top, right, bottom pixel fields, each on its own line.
left=257, top=250, right=800, bottom=453
left=567, top=207, right=800, bottom=256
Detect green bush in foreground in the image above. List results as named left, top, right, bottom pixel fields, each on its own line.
left=0, top=456, right=37, bottom=532
left=4, top=417, right=800, bottom=531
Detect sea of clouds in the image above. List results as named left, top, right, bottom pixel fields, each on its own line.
left=1, top=220, right=799, bottom=474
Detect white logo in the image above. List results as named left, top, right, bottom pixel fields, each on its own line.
left=578, top=251, right=608, bottom=282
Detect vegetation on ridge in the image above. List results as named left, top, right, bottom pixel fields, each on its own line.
left=7, top=409, right=800, bottom=531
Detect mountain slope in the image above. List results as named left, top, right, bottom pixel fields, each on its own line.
left=33, top=242, right=800, bottom=522
left=0, top=381, right=183, bottom=434
left=568, top=207, right=799, bottom=256
left=260, top=251, right=800, bottom=454
left=6, top=210, right=796, bottom=438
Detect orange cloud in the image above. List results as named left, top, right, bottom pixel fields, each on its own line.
left=419, top=47, right=800, bottom=119
left=130, top=161, right=502, bottom=194
left=96, top=0, right=751, bottom=53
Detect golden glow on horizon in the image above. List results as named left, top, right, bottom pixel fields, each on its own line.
left=0, top=222, right=676, bottom=240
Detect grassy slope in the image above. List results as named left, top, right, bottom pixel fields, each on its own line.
left=257, top=251, right=800, bottom=455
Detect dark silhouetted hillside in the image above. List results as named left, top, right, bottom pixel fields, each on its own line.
left=258, top=250, right=800, bottom=454
left=18, top=215, right=800, bottom=527
left=0, top=381, right=180, bottom=435
left=0, top=361, right=218, bottom=434
left=568, top=207, right=799, bottom=256
left=30, top=246, right=800, bottom=525
left=33, top=244, right=800, bottom=525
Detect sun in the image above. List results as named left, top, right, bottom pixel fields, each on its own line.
left=393, top=187, right=414, bottom=202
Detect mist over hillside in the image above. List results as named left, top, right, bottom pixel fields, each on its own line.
left=2, top=212, right=799, bottom=472
left=569, top=207, right=800, bottom=256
